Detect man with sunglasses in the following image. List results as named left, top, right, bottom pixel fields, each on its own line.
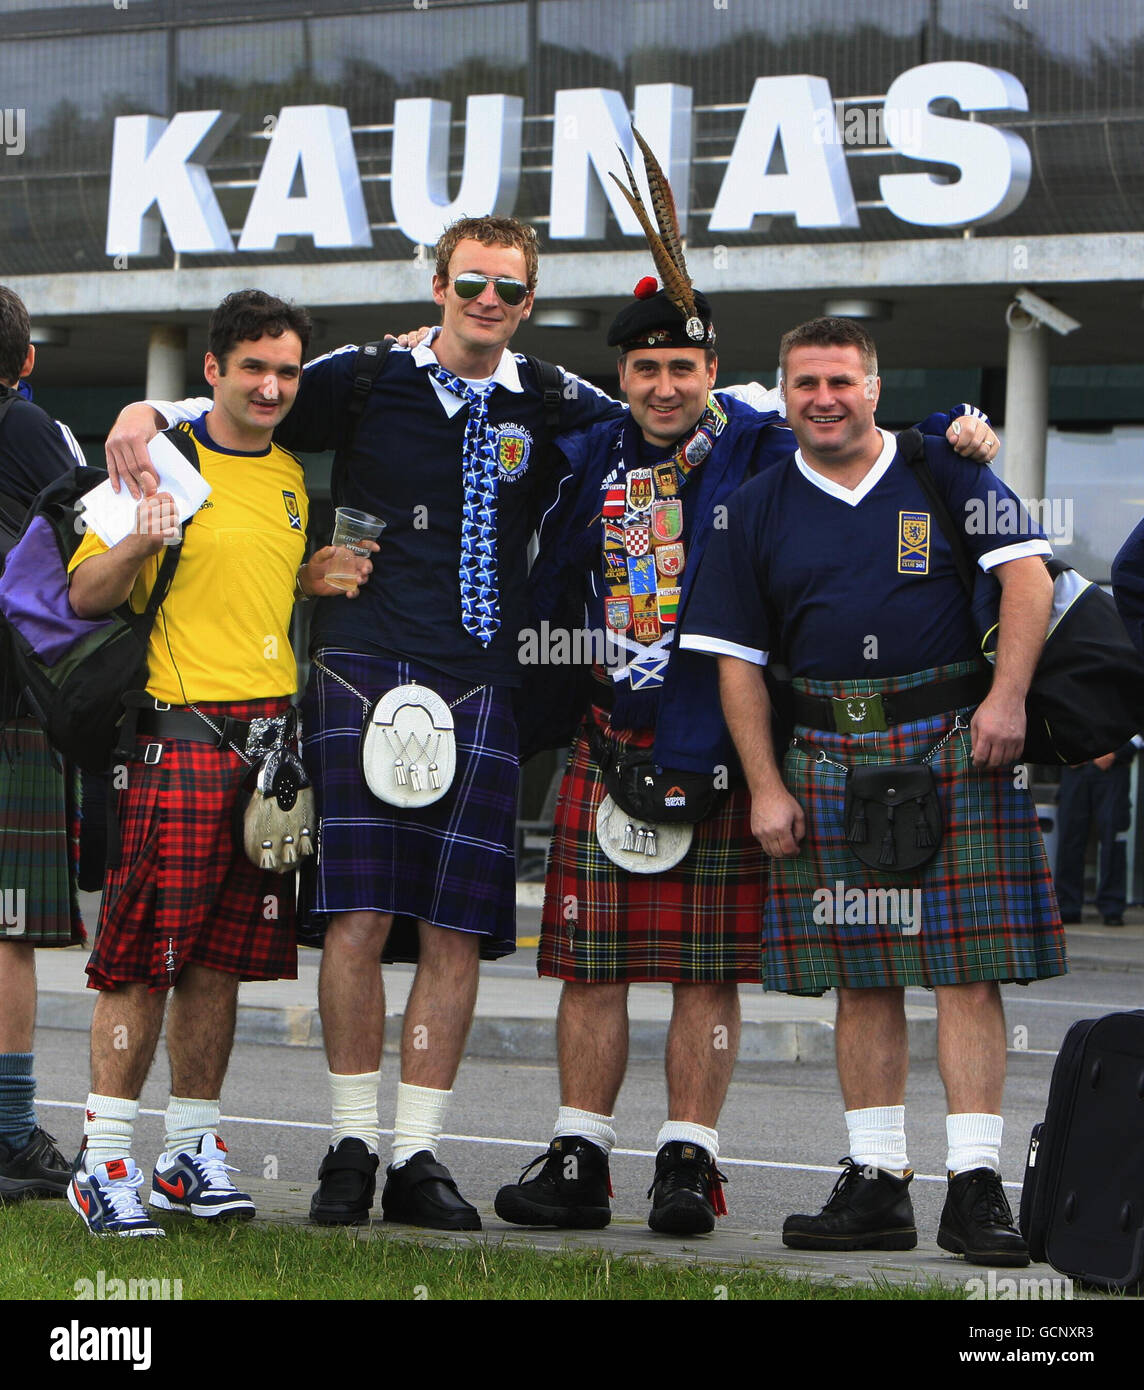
left=103, top=216, right=624, bottom=1232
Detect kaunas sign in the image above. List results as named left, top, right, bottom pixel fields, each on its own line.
left=105, top=62, right=1031, bottom=259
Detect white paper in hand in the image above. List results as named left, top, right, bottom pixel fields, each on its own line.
left=78, top=434, right=213, bottom=548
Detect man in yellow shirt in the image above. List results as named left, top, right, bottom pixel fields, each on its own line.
left=66, top=290, right=371, bottom=1237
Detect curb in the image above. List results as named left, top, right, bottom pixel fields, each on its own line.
left=35, top=990, right=941, bottom=1063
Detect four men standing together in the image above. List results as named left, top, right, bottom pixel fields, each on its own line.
left=3, top=205, right=1063, bottom=1265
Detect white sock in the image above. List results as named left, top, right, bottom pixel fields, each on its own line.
left=555, top=1106, right=616, bottom=1155
left=656, top=1120, right=719, bottom=1160
left=391, top=1082, right=450, bottom=1166
left=946, top=1112, right=1003, bottom=1174
left=164, top=1096, right=220, bottom=1160
left=846, top=1105, right=909, bottom=1176
left=329, top=1070, right=381, bottom=1153
left=82, top=1093, right=139, bottom=1170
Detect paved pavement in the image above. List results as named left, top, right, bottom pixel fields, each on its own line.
left=32, top=890, right=1141, bottom=1299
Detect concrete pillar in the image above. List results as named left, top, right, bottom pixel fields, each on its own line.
left=1001, top=306, right=1049, bottom=500
left=145, top=324, right=187, bottom=402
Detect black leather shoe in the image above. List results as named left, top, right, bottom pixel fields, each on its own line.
left=647, top=1141, right=726, bottom=1236
left=309, top=1138, right=379, bottom=1226
left=782, top=1158, right=917, bottom=1250
left=382, top=1150, right=481, bottom=1231
left=937, top=1167, right=1029, bottom=1267
left=494, top=1136, right=611, bottom=1229
left=0, top=1126, right=71, bottom=1203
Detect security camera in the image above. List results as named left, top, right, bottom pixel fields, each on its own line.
left=1009, top=288, right=1081, bottom=337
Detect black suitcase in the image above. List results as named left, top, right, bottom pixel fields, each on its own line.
left=1019, top=1010, right=1144, bottom=1293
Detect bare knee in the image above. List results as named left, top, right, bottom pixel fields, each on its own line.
left=837, top=985, right=903, bottom=1021
left=935, top=980, right=1001, bottom=1014
left=326, top=911, right=392, bottom=956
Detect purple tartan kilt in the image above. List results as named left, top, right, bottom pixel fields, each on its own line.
left=299, top=649, right=518, bottom=963
left=537, top=714, right=768, bottom=983
left=766, top=662, right=1067, bottom=995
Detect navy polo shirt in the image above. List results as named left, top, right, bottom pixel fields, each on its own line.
left=681, top=429, right=1051, bottom=681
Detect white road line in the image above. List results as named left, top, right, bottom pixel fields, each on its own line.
left=34, top=1099, right=1022, bottom=1190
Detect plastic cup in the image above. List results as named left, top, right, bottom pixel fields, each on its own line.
left=327, top=507, right=385, bottom=590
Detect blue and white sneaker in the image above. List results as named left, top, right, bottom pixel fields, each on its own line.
left=68, top=1156, right=166, bottom=1238
left=150, top=1133, right=255, bottom=1221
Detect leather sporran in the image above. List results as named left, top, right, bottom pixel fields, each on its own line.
left=843, top=762, right=942, bottom=873
left=238, top=709, right=317, bottom=873
left=360, top=682, right=457, bottom=809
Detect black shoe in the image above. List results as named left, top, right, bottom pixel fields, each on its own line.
left=937, top=1167, right=1029, bottom=1267
left=647, top=1141, right=726, bottom=1236
left=494, top=1136, right=611, bottom=1229
left=382, top=1150, right=481, bottom=1231
left=0, top=1127, right=71, bottom=1203
left=309, top=1138, right=379, bottom=1226
left=1102, top=915, right=1124, bottom=927
left=782, top=1158, right=917, bottom=1250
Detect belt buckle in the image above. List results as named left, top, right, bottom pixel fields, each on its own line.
left=143, top=742, right=163, bottom=765
left=832, top=693, right=887, bottom=734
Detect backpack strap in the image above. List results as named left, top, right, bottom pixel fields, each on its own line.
left=332, top=340, right=393, bottom=506
left=897, top=426, right=978, bottom=600
left=142, top=424, right=203, bottom=618
left=524, top=354, right=564, bottom=440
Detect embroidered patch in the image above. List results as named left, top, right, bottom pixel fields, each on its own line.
left=898, top=511, right=929, bottom=574
left=495, top=423, right=532, bottom=481
left=282, top=490, right=302, bottom=530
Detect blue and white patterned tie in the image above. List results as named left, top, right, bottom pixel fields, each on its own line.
left=428, top=363, right=500, bottom=646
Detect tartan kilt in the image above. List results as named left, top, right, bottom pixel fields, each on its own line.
left=0, top=721, right=84, bottom=946
left=298, top=649, right=518, bottom=963
left=766, top=662, right=1066, bottom=995
left=86, top=699, right=296, bottom=991
left=538, top=711, right=767, bottom=983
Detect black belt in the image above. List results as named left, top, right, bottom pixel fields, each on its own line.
left=791, top=671, right=990, bottom=733
left=135, top=707, right=251, bottom=751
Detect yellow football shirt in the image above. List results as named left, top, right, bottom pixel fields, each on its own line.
left=70, top=419, right=308, bottom=703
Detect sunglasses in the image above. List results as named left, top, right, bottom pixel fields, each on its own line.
left=451, top=272, right=530, bottom=307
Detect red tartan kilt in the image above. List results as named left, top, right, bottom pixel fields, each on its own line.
left=87, top=699, right=297, bottom=991
left=538, top=719, right=768, bottom=983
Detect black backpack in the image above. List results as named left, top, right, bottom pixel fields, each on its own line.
left=900, top=428, right=1144, bottom=764
left=0, top=430, right=200, bottom=773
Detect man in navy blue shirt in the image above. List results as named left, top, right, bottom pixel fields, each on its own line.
left=682, top=317, right=1066, bottom=1265
left=0, top=285, right=86, bottom=1206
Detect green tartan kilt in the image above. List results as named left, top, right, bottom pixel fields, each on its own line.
left=765, top=663, right=1066, bottom=994
left=0, top=722, right=83, bottom=946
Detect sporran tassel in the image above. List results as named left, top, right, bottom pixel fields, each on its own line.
left=259, top=840, right=276, bottom=872
left=847, top=801, right=868, bottom=844
left=428, top=762, right=441, bottom=790
left=298, top=826, right=315, bottom=857
left=281, top=835, right=297, bottom=866
left=645, top=827, right=658, bottom=857
left=393, top=758, right=408, bottom=787
left=622, top=822, right=636, bottom=852
left=914, top=796, right=935, bottom=848
left=409, top=763, right=422, bottom=792
left=879, top=804, right=897, bottom=867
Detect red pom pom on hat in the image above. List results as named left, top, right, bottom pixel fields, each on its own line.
left=633, top=276, right=658, bottom=300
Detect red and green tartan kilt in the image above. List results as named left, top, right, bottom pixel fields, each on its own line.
left=766, top=662, right=1066, bottom=995
left=0, top=721, right=84, bottom=946
left=538, top=712, right=767, bottom=983
left=87, top=699, right=297, bottom=992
